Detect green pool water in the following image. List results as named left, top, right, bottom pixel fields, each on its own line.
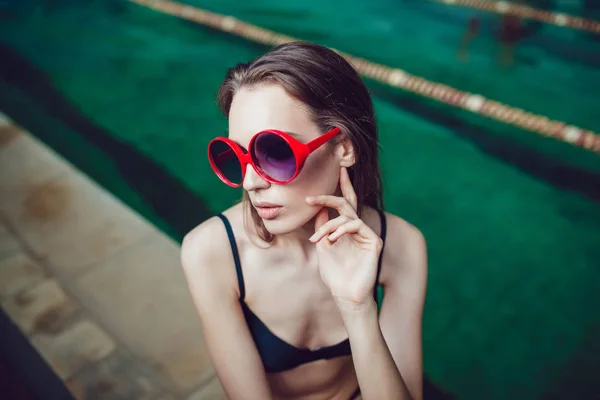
left=1, top=1, right=599, bottom=399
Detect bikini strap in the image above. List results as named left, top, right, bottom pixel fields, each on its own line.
left=216, top=213, right=245, bottom=301
left=373, top=209, right=387, bottom=304
left=376, top=209, right=387, bottom=284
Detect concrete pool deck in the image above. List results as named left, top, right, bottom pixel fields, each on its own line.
left=0, top=112, right=224, bottom=399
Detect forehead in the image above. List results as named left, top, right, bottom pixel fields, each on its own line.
left=228, top=84, right=317, bottom=144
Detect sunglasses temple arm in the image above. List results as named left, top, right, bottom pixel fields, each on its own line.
left=306, top=127, right=341, bottom=152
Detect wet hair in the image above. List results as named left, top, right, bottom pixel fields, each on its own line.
left=217, top=41, right=384, bottom=242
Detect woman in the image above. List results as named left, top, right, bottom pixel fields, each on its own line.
left=181, top=41, right=428, bottom=400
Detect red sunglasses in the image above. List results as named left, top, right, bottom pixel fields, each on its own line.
left=208, top=127, right=341, bottom=187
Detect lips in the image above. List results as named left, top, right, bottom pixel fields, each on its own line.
left=253, top=201, right=282, bottom=220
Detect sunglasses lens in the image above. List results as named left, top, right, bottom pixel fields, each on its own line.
left=252, top=132, right=297, bottom=182
left=209, top=141, right=243, bottom=185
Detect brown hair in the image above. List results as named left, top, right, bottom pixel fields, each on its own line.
left=217, top=41, right=384, bottom=242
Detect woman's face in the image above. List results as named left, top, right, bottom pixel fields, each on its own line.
left=228, top=83, right=353, bottom=236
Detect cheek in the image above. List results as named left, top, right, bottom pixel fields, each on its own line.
left=297, top=150, right=339, bottom=193
left=274, top=160, right=338, bottom=207
left=269, top=149, right=339, bottom=208
left=266, top=156, right=339, bottom=232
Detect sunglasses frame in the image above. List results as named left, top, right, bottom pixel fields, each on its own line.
left=208, top=127, right=341, bottom=187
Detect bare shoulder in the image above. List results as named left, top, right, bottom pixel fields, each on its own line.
left=180, top=214, right=229, bottom=272
left=379, top=211, right=428, bottom=284
left=180, top=203, right=245, bottom=300
left=383, top=212, right=426, bottom=256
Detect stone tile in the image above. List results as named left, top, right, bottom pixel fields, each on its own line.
left=0, top=128, right=70, bottom=200
left=1, top=170, right=157, bottom=276
left=75, top=236, right=214, bottom=392
left=64, top=349, right=167, bottom=400
left=187, top=377, right=226, bottom=400
left=2, top=278, right=77, bottom=334
left=0, top=224, right=20, bottom=260
left=0, top=251, right=46, bottom=298
left=31, top=319, right=116, bottom=380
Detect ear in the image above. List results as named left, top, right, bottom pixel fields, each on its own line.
left=336, top=136, right=355, bottom=168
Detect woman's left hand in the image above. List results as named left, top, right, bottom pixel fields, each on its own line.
left=306, top=167, right=383, bottom=309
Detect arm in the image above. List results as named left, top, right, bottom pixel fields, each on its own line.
left=181, top=217, right=273, bottom=400
left=340, top=218, right=428, bottom=400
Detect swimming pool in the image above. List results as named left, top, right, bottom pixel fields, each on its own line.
left=1, top=1, right=599, bottom=398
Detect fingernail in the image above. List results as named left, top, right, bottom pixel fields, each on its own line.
left=305, top=196, right=314, bottom=203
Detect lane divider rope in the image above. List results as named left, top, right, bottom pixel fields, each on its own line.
left=432, top=0, right=600, bottom=34
left=127, top=0, right=600, bottom=155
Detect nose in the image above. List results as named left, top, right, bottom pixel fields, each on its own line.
left=243, top=165, right=270, bottom=192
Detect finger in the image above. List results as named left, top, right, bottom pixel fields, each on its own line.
left=309, top=215, right=352, bottom=243
left=327, top=219, right=380, bottom=245
left=306, top=195, right=357, bottom=218
left=340, top=167, right=357, bottom=211
left=313, top=207, right=329, bottom=233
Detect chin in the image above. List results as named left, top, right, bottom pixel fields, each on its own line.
left=261, top=219, right=292, bottom=236
left=261, top=214, right=297, bottom=235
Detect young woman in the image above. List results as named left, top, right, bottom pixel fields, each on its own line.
left=181, top=41, right=428, bottom=400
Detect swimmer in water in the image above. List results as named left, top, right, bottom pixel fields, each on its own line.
left=458, top=15, right=482, bottom=61
left=497, top=13, right=525, bottom=67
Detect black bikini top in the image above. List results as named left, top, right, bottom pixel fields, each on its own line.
left=217, top=210, right=387, bottom=373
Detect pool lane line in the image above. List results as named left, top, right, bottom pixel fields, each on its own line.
left=429, top=0, right=600, bottom=34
